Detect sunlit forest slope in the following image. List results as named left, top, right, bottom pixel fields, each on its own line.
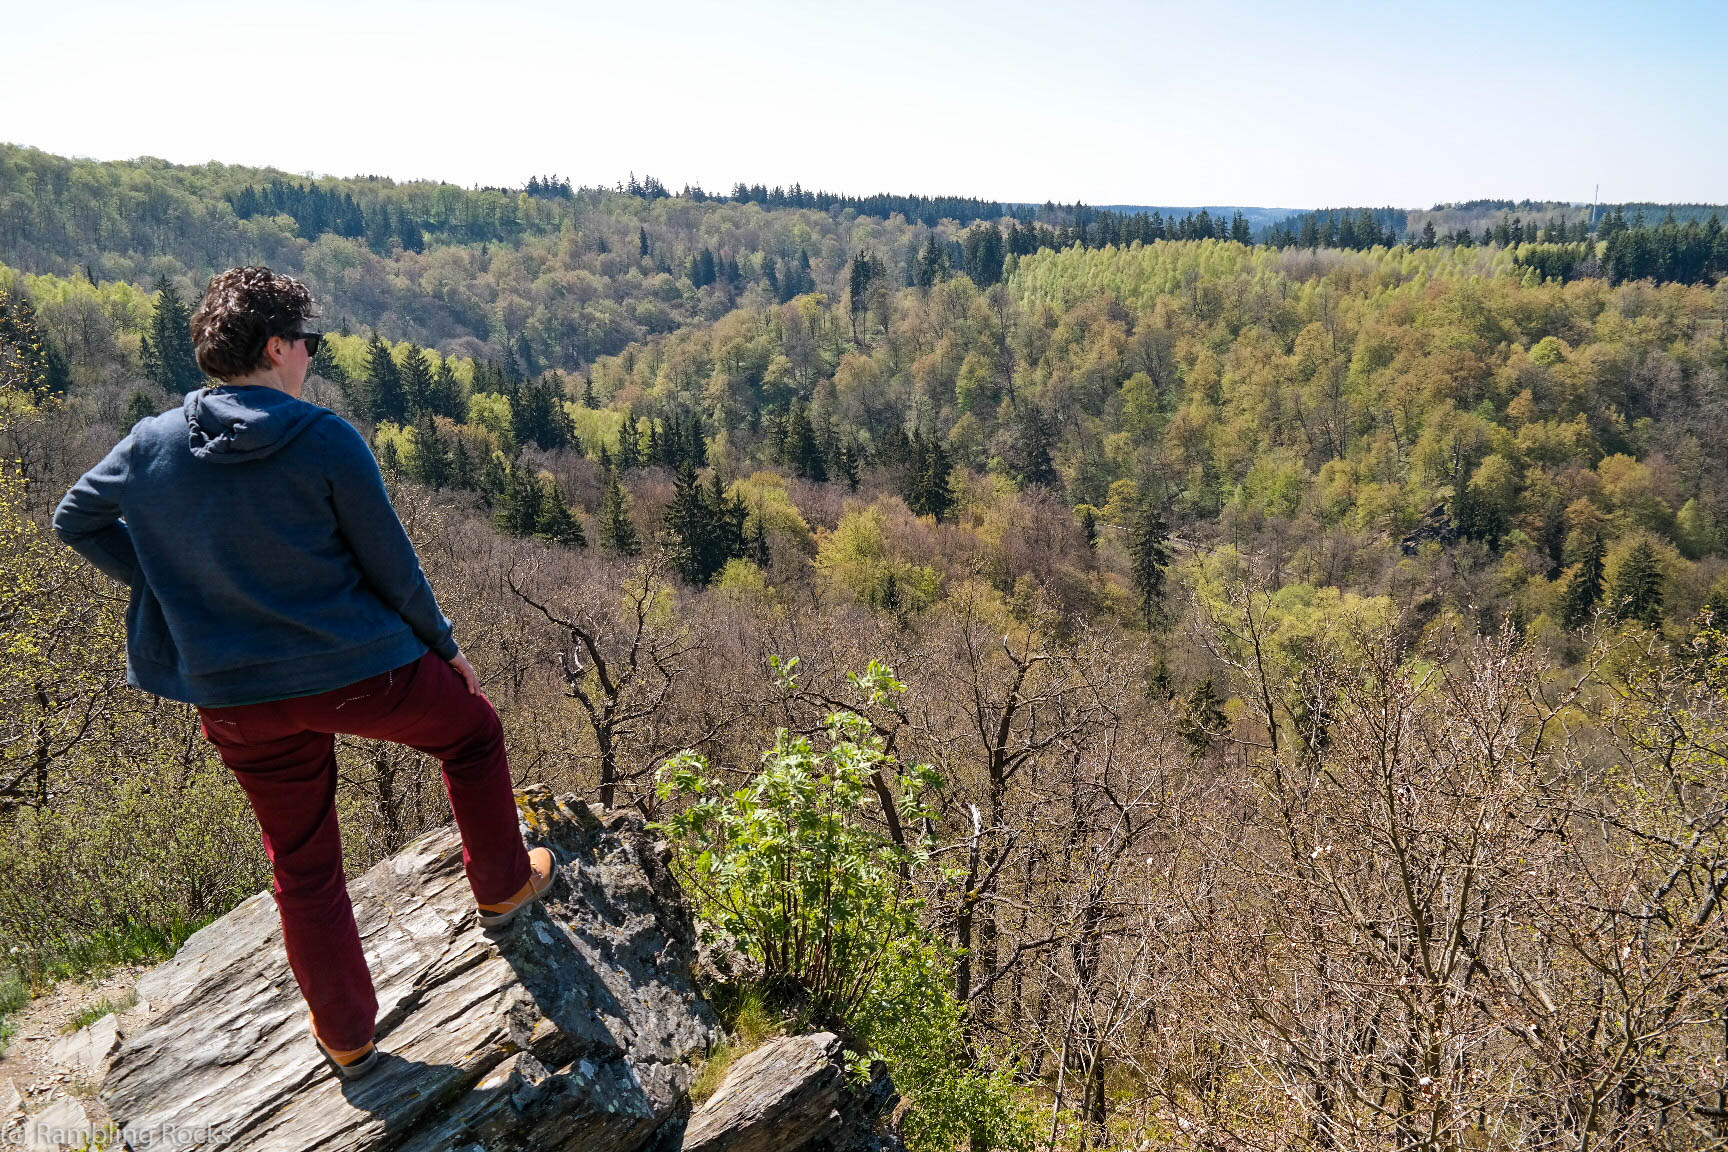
left=4, top=144, right=1728, bottom=1149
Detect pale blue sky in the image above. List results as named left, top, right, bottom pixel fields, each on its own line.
left=4, top=0, right=1724, bottom=208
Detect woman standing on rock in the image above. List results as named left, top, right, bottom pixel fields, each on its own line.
left=51, top=266, right=555, bottom=1079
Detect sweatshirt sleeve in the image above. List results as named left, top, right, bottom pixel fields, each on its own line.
left=52, top=432, right=141, bottom=586
left=320, top=415, right=461, bottom=661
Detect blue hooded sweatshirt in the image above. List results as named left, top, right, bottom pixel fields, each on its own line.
left=52, top=385, right=459, bottom=707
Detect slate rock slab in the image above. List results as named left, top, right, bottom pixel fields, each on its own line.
left=682, top=1033, right=847, bottom=1152
left=99, top=785, right=721, bottom=1151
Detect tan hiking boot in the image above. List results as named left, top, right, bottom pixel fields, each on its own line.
left=476, top=846, right=557, bottom=929
left=308, top=1009, right=379, bottom=1080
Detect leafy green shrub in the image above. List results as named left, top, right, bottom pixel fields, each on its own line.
left=657, top=659, right=1040, bottom=1151
left=656, top=705, right=935, bottom=1024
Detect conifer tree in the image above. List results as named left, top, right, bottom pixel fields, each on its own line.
left=365, top=204, right=395, bottom=254
left=833, top=439, right=860, bottom=491
left=661, top=462, right=747, bottom=585
left=396, top=212, right=425, bottom=254
left=902, top=428, right=954, bottom=521
left=477, top=451, right=511, bottom=510
left=399, top=344, right=434, bottom=422
left=534, top=482, right=586, bottom=548
left=429, top=359, right=467, bottom=421
left=1125, top=501, right=1173, bottom=628
left=709, top=471, right=750, bottom=562
left=309, top=338, right=347, bottom=385
left=514, top=373, right=573, bottom=450
left=412, top=412, right=452, bottom=489
left=747, top=505, right=771, bottom=567
left=1179, top=677, right=1226, bottom=752
left=1611, top=541, right=1664, bottom=626
left=919, top=233, right=946, bottom=290
left=779, top=401, right=827, bottom=481
left=848, top=251, right=875, bottom=343
left=616, top=415, right=642, bottom=470
left=662, top=462, right=713, bottom=585
left=960, top=223, right=1005, bottom=287
left=450, top=437, right=476, bottom=491
left=1558, top=532, right=1607, bottom=630
left=492, top=459, right=543, bottom=537
left=142, top=276, right=201, bottom=394
left=0, top=287, right=70, bottom=397
left=599, top=465, right=640, bottom=556
left=123, top=388, right=159, bottom=426
left=363, top=333, right=405, bottom=424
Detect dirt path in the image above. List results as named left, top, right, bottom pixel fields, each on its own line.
left=0, top=964, right=149, bottom=1142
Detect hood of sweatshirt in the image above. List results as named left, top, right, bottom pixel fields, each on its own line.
left=183, top=385, right=328, bottom=463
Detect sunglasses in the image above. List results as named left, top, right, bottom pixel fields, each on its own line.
left=283, top=331, right=323, bottom=357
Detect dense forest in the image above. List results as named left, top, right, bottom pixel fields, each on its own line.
left=4, top=144, right=1728, bottom=1149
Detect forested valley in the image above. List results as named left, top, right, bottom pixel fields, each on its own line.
left=4, top=143, right=1728, bottom=1149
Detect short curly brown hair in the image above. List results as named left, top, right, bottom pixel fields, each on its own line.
left=189, top=267, right=317, bottom=382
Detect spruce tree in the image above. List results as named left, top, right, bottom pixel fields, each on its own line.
left=142, top=276, right=202, bottom=393
left=661, top=463, right=746, bottom=585
left=477, top=451, right=511, bottom=510
left=124, top=388, right=159, bottom=427
left=779, top=401, right=827, bottom=481
left=396, top=212, right=425, bottom=254
left=834, top=439, right=860, bottom=491
left=1558, top=533, right=1607, bottom=630
left=363, top=333, right=406, bottom=424
left=451, top=437, right=476, bottom=491
left=1125, top=501, right=1173, bottom=628
left=492, top=459, right=543, bottom=537
left=709, top=471, right=750, bottom=564
left=534, top=481, right=586, bottom=548
left=309, top=338, right=347, bottom=385
left=902, top=429, right=954, bottom=521
left=0, top=287, right=70, bottom=397
left=429, top=359, right=468, bottom=421
left=599, top=466, right=641, bottom=556
left=1611, top=541, right=1664, bottom=626
left=399, top=344, right=434, bottom=422
left=1179, top=678, right=1227, bottom=752
left=848, top=251, right=874, bottom=343
left=662, top=462, right=714, bottom=584
left=747, top=506, right=771, bottom=567
left=365, top=204, right=395, bottom=254
left=616, top=415, right=642, bottom=470
left=412, top=413, right=452, bottom=489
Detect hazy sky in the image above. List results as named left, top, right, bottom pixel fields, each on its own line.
left=5, top=0, right=1724, bottom=209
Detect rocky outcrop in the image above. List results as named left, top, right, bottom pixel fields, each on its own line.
left=1399, top=503, right=1457, bottom=555
left=679, top=1032, right=898, bottom=1152
left=50, top=785, right=899, bottom=1152
left=101, top=785, right=716, bottom=1150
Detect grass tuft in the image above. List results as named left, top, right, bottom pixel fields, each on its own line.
left=63, top=988, right=139, bottom=1035
left=688, top=981, right=792, bottom=1104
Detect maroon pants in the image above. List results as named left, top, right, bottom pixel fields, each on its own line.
left=196, top=648, right=531, bottom=1051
